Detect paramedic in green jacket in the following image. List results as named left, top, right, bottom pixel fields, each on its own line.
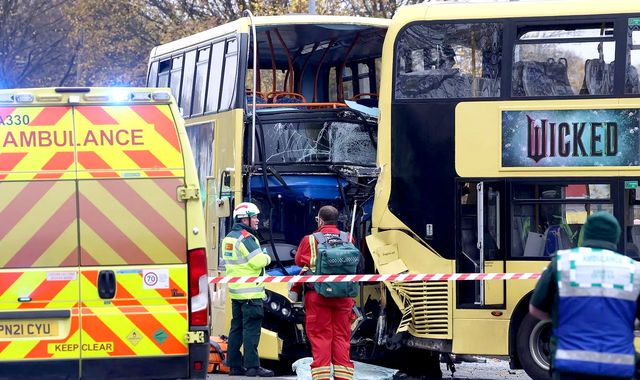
left=223, top=202, right=274, bottom=377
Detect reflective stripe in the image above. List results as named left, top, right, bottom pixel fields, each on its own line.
left=224, top=257, right=248, bottom=265
left=309, top=235, right=317, bottom=272
left=228, top=286, right=264, bottom=294
left=311, top=366, right=331, bottom=380
left=246, top=248, right=262, bottom=261
left=235, top=235, right=244, bottom=252
left=558, top=286, right=639, bottom=301
left=334, top=364, right=355, bottom=380
left=224, top=236, right=262, bottom=266
left=556, top=349, right=635, bottom=365
left=557, top=248, right=640, bottom=301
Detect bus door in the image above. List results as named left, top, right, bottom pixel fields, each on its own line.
left=623, top=180, right=640, bottom=259
left=478, top=181, right=505, bottom=306
left=458, top=181, right=505, bottom=307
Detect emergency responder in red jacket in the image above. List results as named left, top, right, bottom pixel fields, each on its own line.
left=294, top=205, right=355, bottom=380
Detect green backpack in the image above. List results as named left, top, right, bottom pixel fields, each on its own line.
left=310, top=232, right=360, bottom=298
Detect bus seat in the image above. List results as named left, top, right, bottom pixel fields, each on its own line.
left=582, top=58, right=613, bottom=95
left=247, top=95, right=267, bottom=105
left=522, top=59, right=574, bottom=96
left=542, top=224, right=572, bottom=256
left=545, top=58, right=573, bottom=95
left=272, top=92, right=306, bottom=104
left=246, top=90, right=267, bottom=105
left=626, top=64, right=640, bottom=94
left=512, top=61, right=526, bottom=96
left=522, top=61, right=548, bottom=96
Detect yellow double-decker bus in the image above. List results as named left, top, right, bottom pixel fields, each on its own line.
left=147, top=14, right=389, bottom=364
left=368, top=0, right=640, bottom=379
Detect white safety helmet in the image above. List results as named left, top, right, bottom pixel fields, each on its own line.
left=233, top=202, right=260, bottom=219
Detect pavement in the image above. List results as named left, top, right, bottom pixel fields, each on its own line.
left=207, top=357, right=532, bottom=379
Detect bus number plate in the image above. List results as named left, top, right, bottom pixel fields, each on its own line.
left=0, top=320, right=59, bottom=338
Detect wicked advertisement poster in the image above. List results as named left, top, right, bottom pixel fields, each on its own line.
left=502, top=109, right=640, bottom=167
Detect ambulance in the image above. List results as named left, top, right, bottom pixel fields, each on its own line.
left=0, top=88, right=209, bottom=379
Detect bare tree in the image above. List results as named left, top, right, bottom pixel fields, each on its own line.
left=0, top=0, right=76, bottom=89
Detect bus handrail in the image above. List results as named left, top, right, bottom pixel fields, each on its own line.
left=253, top=102, right=348, bottom=109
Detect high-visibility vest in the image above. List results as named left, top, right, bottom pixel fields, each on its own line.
left=555, top=247, right=640, bottom=377
left=221, top=224, right=271, bottom=300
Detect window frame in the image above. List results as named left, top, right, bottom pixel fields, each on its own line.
left=392, top=14, right=640, bottom=103
left=507, top=179, right=620, bottom=260
left=393, top=19, right=505, bottom=101
left=192, top=46, right=212, bottom=117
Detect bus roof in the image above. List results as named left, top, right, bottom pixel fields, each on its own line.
left=394, top=0, right=640, bottom=24
left=150, top=15, right=389, bottom=59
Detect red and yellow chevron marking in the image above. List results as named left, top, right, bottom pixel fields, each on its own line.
left=0, top=181, right=78, bottom=268
left=79, top=178, right=186, bottom=265
left=0, top=105, right=184, bottom=181
left=80, top=268, right=188, bottom=358
left=75, top=105, right=184, bottom=179
left=0, top=107, right=75, bottom=181
left=0, top=270, right=80, bottom=360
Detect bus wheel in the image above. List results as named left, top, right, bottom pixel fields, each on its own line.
left=516, top=314, right=551, bottom=380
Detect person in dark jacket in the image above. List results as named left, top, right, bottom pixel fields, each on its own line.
left=530, top=212, right=640, bottom=380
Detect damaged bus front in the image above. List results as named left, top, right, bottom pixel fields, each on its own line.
left=147, top=15, right=388, bottom=363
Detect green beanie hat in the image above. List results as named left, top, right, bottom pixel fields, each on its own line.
left=582, top=212, right=620, bottom=250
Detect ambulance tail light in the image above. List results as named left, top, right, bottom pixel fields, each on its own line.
left=188, top=248, right=208, bottom=326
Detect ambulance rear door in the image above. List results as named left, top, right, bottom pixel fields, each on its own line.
left=74, top=104, right=189, bottom=378
left=0, top=105, right=81, bottom=378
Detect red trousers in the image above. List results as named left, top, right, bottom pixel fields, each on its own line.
left=305, top=291, right=355, bottom=380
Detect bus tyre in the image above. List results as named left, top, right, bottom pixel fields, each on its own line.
left=516, top=314, right=551, bottom=380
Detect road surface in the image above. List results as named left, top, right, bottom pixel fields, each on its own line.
left=207, top=357, right=532, bottom=379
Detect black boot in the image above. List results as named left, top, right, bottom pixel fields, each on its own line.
left=245, top=367, right=274, bottom=377
left=228, top=367, right=246, bottom=376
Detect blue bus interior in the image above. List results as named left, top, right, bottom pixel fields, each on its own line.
left=242, top=22, right=386, bottom=275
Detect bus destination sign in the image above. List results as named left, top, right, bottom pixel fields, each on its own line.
left=502, top=109, right=640, bottom=167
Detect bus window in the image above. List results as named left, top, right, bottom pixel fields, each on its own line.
left=148, top=61, right=159, bottom=88
left=245, top=69, right=287, bottom=100
left=624, top=187, right=640, bottom=258
left=181, top=50, right=197, bottom=116
left=395, top=22, right=502, bottom=99
left=220, top=38, right=239, bottom=111
left=206, top=41, right=225, bottom=113
left=328, top=67, right=337, bottom=101
left=375, top=58, right=381, bottom=93
left=193, top=47, right=211, bottom=116
left=186, top=122, right=215, bottom=203
left=513, top=22, right=615, bottom=97
left=257, top=116, right=376, bottom=166
left=170, top=55, right=183, bottom=102
left=626, top=19, right=640, bottom=94
left=158, top=59, right=170, bottom=88
left=511, top=183, right=612, bottom=258
left=358, top=62, right=371, bottom=94
left=342, top=66, right=354, bottom=100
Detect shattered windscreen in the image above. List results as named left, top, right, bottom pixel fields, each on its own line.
left=261, top=120, right=376, bottom=166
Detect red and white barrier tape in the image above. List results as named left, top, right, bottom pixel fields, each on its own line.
left=208, top=272, right=541, bottom=284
